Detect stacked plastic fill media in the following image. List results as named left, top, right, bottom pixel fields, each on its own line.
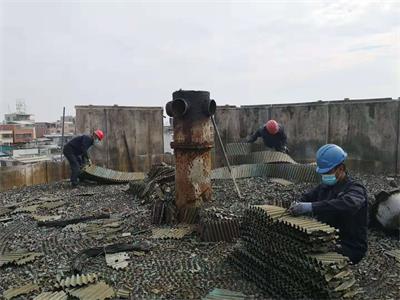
left=230, top=205, right=359, bottom=299
left=200, top=209, right=240, bottom=242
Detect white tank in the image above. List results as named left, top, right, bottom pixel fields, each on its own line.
left=376, top=192, right=400, bottom=231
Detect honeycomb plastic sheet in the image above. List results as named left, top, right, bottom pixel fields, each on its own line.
left=202, top=288, right=246, bottom=300
left=178, top=206, right=201, bottom=224
left=385, top=249, right=400, bottom=262
left=80, top=165, right=145, bottom=184
left=115, top=287, right=131, bottom=299
left=151, top=226, right=195, bottom=239
left=105, top=252, right=130, bottom=270
left=12, top=204, right=40, bottom=214
left=55, top=273, right=98, bottom=288
left=67, top=281, right=114, bottom=300
left=215, top=142, right=320, bottom=183
left=211, top=163, right=320, bottom=183
left=0, top=251, right=43, bottom=267
left=231, top=205, right=359, bottom=299
left=200, top=219, right=240, bottom=242
left=3, top=283, right=39, bottom=300
left=128, top=164, right=175, bottom=199
left=33, top=291, right=68, bottom=300
left=225, top=143, right=266, bottom=156
left=228, top=150, right=297, bottom=165
left=32, top=214, right=62, bottom=222
left=0, top=207, right=12, bottom=217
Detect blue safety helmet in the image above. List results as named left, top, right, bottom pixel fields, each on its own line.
left=316, top=144, right=347, bottom=174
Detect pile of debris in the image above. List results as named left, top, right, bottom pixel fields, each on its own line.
left=128, top=163, right=175, bottom=200
left=231, top=205, right=358, bottom=299
left=127, top=163, right=178, bottom=225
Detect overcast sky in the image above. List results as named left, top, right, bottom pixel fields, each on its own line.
left=1, top=0, right=399, bottom=122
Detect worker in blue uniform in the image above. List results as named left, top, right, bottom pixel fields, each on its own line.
left=63, top=130, right=104, bottom=187
left=289, top=144, right=368, bottom=264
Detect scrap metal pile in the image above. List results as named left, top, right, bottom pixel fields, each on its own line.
left=211, top=142, right=319, bottom=183
left=231, top=205, right=359, bottom=299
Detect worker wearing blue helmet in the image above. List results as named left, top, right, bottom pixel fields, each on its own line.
left=289, top=144, right=368, bottom=264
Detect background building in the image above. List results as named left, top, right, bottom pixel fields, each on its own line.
left=0, top=125, right=14, bottom=145
left=35, top=116, right=75, bottom=137
left=3, top=102, right=36, bottom=144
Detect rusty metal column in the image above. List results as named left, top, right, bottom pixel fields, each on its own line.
left=166, top=90, right=216, bottom=215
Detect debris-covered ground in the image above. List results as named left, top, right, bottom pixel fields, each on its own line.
left=0, top=173, right=399, bottom=299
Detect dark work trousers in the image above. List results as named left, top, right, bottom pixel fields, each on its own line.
left=63, top=148, right=82, bottom=186
left=336, top=244, right=365, bottom=264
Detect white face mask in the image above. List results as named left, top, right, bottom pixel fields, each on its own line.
left=94, top=138, right=100, bottom=145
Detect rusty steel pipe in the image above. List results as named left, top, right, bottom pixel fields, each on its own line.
left=166, top=90, right=216, bottom=215
left=172, top=98, right=190, bottom=117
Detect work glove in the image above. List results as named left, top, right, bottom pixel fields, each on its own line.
left=282, top=146, right=289, bottom=154
left=288, top=201, right=312, bottom=216
left=82, top=158, right=92, bottom=167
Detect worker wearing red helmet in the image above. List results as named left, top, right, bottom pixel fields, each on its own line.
left=246, top=120, right=288, bottom=153
left=63, top=130, right=104, bottom=187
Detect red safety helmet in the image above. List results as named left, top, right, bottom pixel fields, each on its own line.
left=265, top=120, right=279, bottom=135
left=94, top=129, right=104, bottom=141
